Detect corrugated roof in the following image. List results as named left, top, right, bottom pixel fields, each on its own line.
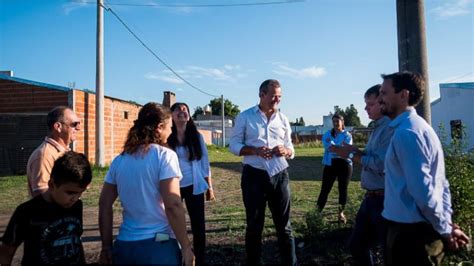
left=439, top=82, right=474, bottom=90
left=0, top=74, right=70, bottom=92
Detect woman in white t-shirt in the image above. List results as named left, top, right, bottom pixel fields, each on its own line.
left=168, top=102, right=214, bottom=265
left=98, top=102, right=194, bottom=265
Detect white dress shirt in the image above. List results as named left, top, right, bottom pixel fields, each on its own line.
left=382, top=107, right=453, bottom=235
left=229, top=105, right=295, bottom=176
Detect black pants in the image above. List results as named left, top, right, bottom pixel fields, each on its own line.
left=317, top=158, right=353, bottom=210
left=180, top=185, right=206, bottom=265
left=348, top=194, right=387, bottom=265
left=241, top=164, right=297, bottom=265
left=385, top=221, right=444, bottom=266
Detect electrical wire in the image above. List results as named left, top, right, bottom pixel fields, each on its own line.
left=102, top=2, right=219, bottom=97
left=75, top=0, right=304, bottom=8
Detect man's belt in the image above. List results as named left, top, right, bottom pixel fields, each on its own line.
left=365, top=189, right=384, bottom=197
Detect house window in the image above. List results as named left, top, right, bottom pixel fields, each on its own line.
left=124, top=111, right=129, bottom=120
left=450, top=119, right=463, bottom=140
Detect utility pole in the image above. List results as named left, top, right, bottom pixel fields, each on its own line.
left=96, top=0, right=105, bottom=166
left=221, top=94, right=225, bottom=147
left=396, top=0, right=431, bottom=124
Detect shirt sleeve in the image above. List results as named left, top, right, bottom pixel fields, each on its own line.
left=282, top=115, right=295, bottom=159
left=393, top=130, right=452, bottom=235
left=322, top=131, right=333, bottom=149
left=199, top=134, right=211, bottom=177
left=1, top=205, right=26, bottom=246
left=104, top=157, right=118, bottom=185
left=159, top=149, right=183, bottom=181
left=28, top=156, right=54, bottom=193
left=345, top=131, right=353, bottom=145
left=361, top=128, right=392, bottom=175
left=229, top=113, right=246, bottom=156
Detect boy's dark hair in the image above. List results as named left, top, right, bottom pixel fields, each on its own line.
left=364, top=84, right=381, bottom=98
left=381, top=71, right=425, bottom=106
left=51, top=151, right=92, bottom=188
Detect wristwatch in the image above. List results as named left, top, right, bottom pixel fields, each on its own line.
left=348, top=152, right=355, bottom=159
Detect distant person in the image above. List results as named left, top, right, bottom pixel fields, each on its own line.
left=168, top=102, right=215, bottom=265
left=379, top=71, right=470, bottom=264
left=27, top=106, right=81, bottom=197
left=0, top=151, right=92, bottom=265
left=98, top=102, right=194, bottom=265
left=331, top=84, right=392, bottom=265
left=316, top=114, right=353, bottom=223
left=229, top=79, right=297, bottom=265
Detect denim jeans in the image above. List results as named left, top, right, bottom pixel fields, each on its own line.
left=241, top=164, right=297, bottom=265
left=348, top=194, right=386, bottom=265
left=317, top=158, right=353, bottom=210
left=113, top=237, right=181, bottom=264
left=180, top=185, right=206, bottom=265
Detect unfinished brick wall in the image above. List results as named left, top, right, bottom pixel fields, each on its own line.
left=72, top=90, right=141, bottom=165
left=0, top=79, right=69, bottom=113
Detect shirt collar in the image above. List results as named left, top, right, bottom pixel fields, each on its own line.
left=45, top=137, right=69, bottom=152
left=374, top=116, right=390, bottom=128
left=389, top=107, right=416, bottom=128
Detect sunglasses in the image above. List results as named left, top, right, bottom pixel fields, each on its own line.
left=60, top=121, right=81, bottom=129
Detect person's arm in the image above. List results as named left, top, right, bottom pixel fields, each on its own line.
left=28, top=157, right=53, bottom=197
left=322, top=131, right=333, bottom=149
left=272, top=116, right=295, bottom=159
left=160, top=178, right=195, bottom=266
left=360, top=126, right=393, bottom=171
left=199, top=135, right=215, bottom=201
left=98, top=183, right=118, bottom=264
left=0, top=244, right=18, bottom=264
left=395, top=131, right=452, bottom=235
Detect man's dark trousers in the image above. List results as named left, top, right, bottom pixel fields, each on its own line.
left=241, top=164, right=297, bottom=265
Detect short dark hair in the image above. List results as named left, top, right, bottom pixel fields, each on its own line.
left=51, top=151, right=92, bottom=188
left=364, top=84, right=381, bottom=98
left=381, top=71, right=425, bottom=106
left=259, top=79, right=281, bottom=96
left=47, top=106, right=72, bottom=130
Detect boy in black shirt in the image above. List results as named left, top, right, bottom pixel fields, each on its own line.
left=0, top=151, right=92, bottom=265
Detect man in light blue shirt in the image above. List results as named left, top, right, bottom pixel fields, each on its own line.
left=379, top=71, right=469, bottom=265
left=229, top=79, right=296, bottom=265
left=331, top=84, right=393, bottom=265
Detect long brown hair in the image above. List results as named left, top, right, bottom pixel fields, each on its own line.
left=123, top=102, right=171, bottom=155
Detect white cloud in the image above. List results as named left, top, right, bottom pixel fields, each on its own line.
left=145, top=64, right=247, bottom=84
left=144, top=73, right=184, bottom=84
left=431, top=0, right=473, bottom=19
left=272, top=63, right=327, bottom=79
left=62, top=0, right=89, bottom=15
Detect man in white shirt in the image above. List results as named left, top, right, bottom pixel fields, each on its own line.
left=229, top=79, right=296, bottom=265
left=27, top=106, right=81, bottom=197
left=379, top=71, right=469, bottom=265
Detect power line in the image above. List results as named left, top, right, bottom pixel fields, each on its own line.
left=101, top=3, right=219, bottom=98
left=75, top=0, right=304, bottom=8
left=444, top=71, right=474, bottom=83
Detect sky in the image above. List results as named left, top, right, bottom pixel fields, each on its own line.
left=1, top=0, right=473, bottom=126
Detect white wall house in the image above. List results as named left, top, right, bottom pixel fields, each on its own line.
left=431, top=82, right=474, bottom=150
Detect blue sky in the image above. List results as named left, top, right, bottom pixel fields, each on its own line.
left=1, top=0, right=473, bottom=126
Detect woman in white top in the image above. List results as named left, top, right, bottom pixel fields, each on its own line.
left=168, top=102, right=214, bottom=265
left=316, top=114, right=353, bottom=223
left=98, top=102, right=194, bottom=265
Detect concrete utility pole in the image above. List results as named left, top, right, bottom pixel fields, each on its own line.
left=96, top=0, right=105, bottom=166
left=396, top=0, right=431, bottom=124
left=221, top=95, right=225, bottom=147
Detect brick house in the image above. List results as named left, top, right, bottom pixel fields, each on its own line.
left=0, top=73, right=141, bottom=174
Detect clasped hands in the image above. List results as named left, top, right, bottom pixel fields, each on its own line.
left=255, top=145, right=291, bottom=159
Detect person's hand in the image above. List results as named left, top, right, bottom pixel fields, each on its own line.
left=206, top=188, right=216, bottom=201
left=272, top=145, right=291, bottom=158
left=99, top=247, right=113, bottom=265
left=181, top=245, right=195, bottom=266
left=256, top=146, right=273, bottom=159
left=329, top=143, right=356, bottom=158
left=443, top=224, right=470, bottom=250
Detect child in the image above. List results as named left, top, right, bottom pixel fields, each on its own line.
left=0, top=151, right=92, bottom=265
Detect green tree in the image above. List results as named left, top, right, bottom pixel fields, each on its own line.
left=209, top=98, right=240, bottom=119
left=333, top=105, right=362, bottom=127
left=299, top=116, right=306, bottom=126
left=192, top=106, right=203, bottom=119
